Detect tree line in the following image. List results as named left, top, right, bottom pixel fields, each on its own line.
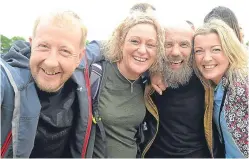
left=1, top=34, right=248, bottom=53
left=1, top=35, right=26, bottom=53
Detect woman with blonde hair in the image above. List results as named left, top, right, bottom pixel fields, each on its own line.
left=192, top=19, right=248, bottom=158
left=91, top=12, right=165, bottom=158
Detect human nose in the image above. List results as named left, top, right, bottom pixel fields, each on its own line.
left=203, top=51, right=212, bottom=62
left=138, top=44, right=147, bottom=54
left=171, top=44, right=181, bottom=56
left=43, top=49, right=59, bottom=67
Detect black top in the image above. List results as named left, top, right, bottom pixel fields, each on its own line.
left=147, top=74, right=210, bottom=158
left=30, top=79, right=78, bottom=158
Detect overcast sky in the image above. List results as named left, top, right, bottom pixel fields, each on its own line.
left=1, top=0, right=248, bottom=43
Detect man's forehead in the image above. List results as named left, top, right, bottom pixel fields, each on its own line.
left=165, top=29, right=193, bottom=42
left=37, top=12, right=82, bottom=29
left=164, top=21, right=194, bottom=40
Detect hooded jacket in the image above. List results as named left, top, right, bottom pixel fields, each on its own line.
left=0, top=40, right=102, bottom=158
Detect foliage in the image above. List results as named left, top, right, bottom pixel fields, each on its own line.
left=0, top=34, right=90, bottom=53
left=1, top=35, right=26, bottom=53
left=86, top=40, right=90, bottom=45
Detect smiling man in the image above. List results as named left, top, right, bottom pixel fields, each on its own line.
left=162, top=23, right=194, bottom=88
left=142, top=21, right=210, bottom=158
left=1, top=11, right=102, bottom=158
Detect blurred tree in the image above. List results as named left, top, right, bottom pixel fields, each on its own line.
left=1, top=35, right=25, bottom=53
left=86, top=40, right=90, bottom=45
left=1, top=35, right=11, bottom=53
left=11, top=36, right=25, bottom=42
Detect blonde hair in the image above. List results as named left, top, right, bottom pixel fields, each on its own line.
left=32, top=11, right=87, bottom=47
left=103, top=13, right=165, bottom=74
left=192, top=19, right=249, bottom=88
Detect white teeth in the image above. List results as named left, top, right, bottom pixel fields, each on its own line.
left=171, top=60, right=182, bottom=64
left=204, top=65, right=215, bottom=69
left=134, top=56, right=146, bottom=62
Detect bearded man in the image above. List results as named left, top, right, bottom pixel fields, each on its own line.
left=141, top=21, right=210, bottom=158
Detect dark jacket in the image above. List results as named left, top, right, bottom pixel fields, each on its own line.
left=141, top=77, right=209, bottom=158
left=140, top=85, right=159, bottom=157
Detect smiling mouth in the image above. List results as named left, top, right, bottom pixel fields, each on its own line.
left=170, top=60, right=183, bottom=65
left=203, top=64, right=217, bottom=70
left=133, top=56, right=147, bottom=62
left=42, top=68, right=61, bottom=75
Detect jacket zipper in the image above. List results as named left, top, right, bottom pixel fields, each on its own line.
left=81, top=62, right=93, bottom=158
left=1, top=131, right=12, bottom=157
left=141, top=90, right=159, bottom=157
left=141, top=120, right=159, bottom=157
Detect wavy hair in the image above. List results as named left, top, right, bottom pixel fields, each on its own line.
left=192, top=19, right=248, bottom=88
left=103, top=12, right=165, bottom=74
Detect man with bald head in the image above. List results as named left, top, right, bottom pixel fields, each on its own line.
left=141, top=21, right=210, bottom=158
left=1, top=11, right=101, bottom=158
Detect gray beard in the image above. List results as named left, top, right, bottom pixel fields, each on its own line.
left=163, top=61, right=193, bottom=89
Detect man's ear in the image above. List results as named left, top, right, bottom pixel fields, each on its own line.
left=29, top=37, right=33, bottom=46
left=77, top=47, right=86, bottom=65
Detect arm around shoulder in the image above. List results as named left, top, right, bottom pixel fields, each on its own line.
left=85, top=40, right=105, bottom=67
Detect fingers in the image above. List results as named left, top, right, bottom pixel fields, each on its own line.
left=150, top=73, right=167, bottom=95
left=152, top=84, right=163, bottom=95
left=158, top=82, right=167, bottom=91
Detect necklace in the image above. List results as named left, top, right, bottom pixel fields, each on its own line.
left=120, top=72, right=139, bottom=93
left=115, top=63, right=141, bottom=93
